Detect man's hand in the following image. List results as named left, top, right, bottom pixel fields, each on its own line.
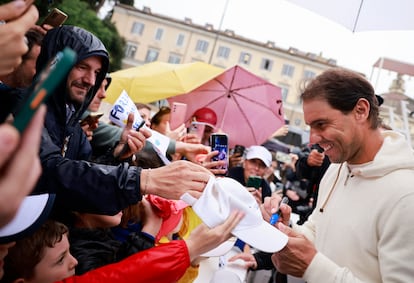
left=307, top=149, right=325, bottom=167
left=175, top=141, right=210, bottom=162
left=272, top=223, right=317, bottom=277
left=196, top=150, right=227, bottom=176
left=142, top=160, right=213, bottom=200
left=114, top=113, right=151, bottom=159
left=0, top=0, right=38, bottom=75
left=261, top=195, right=291, bottom=225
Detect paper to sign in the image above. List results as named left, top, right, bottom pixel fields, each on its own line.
left=109, top=90, right=143, bottom=130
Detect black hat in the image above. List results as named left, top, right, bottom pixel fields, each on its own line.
left=375, top=95, right=384, bottom=106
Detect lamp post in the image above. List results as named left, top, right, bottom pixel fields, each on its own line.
left=208, top=0, right=230, bottom=64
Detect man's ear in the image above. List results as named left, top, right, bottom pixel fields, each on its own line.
left=13, top=278, right=25, bottom=283
left=354, top=98, right=370, bottom=120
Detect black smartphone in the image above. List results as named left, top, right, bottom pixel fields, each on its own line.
left=247, top=175, right=262, bottom=189
left=233, top=144, right=245, bottom=156
left=311, top=143, right=324, bottom=153
left=210, top=133, right=229, bottom=171
left=41, top=8, right=68, bottom=27
left=13, top=47, right=77, bottom=133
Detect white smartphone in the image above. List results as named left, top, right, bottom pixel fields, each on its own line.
left=188, top=121, right=205, bottom=140
left=169, top=102, right=187, bottom=130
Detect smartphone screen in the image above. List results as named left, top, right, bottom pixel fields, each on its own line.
left=13, top=47, right=77, bottom=133
left=210, top=133, right=229, bottom=171
left=169, top=102, right=187, bottom=130
left=247, top=176, right=262, bottom=189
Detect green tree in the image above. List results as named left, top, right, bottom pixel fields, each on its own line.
left=36, top=0, right=125, bottom=72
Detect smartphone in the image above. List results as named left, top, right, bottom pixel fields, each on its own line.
left=233, top=144, right=246, bottom=156
left=311, top=143, right=324, bottom=153
left=79, top=112, right=104, bottom=126
left=210, top=133, right=229, bottom=171
left=275, top=151, right=292, bottom=164
left=169, top=102, right=187, bottom=130
left=188, top=121, right=205, bottom=140
left=13, top=47, right=77, bottom=133
left=41, top=8, right=68, bottom=27
left=247, top=176, right=262, bottom=189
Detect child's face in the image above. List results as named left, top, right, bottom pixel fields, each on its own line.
left=29, top=234, right=77, bottom=283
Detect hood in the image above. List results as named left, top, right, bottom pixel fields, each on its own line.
left=36, top=25, right=109, bottom=125
left=349, top=131, right=414, bottom=178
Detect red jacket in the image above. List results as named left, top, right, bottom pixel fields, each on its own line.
left=57, top=240, right=190, bottom=283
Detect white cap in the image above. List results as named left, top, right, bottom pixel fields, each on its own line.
left=181, top=177, right=288, bottom=253
left=245, top=145, right=272, bottom=167
left=0, top=194, right=55, bottom=244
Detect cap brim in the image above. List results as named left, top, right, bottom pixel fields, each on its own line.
left=246, top=154, right=270, bottom=167
left=201, top=238, right=236, bottom=257
left=0, top=194, right=55, bottom=244
left=233, top=221, right=288, bottom=253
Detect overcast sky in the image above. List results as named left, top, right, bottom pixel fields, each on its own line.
left=129, top=0, right=414, bottom=97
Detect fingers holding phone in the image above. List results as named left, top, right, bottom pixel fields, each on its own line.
left=0, top=1, right=39, bottom=75
left=210, top=133, right=229, bottom=175
left=198, top=150, right=227, bottom=176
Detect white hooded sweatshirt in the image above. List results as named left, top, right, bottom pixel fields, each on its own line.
left=297, top=131, right=414, bottom=283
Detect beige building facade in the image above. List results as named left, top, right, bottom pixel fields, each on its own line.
left=110, top=4, right=343, bottom=136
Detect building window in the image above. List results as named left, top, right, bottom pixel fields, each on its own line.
left=155, top=28, right=163, bottom=41
left=280, top=86, right=289, bottom=101
left=176, top=34, right=185, bottom=47
left=131, top=22, right=144, bottom=35
left=195, top=39, right=209, bottom=53
left=168, top=53, right=181, bottom=64
left=125, top=43, right=138, bottom=58
left=217, top=46, right=230, bottom=59
left=303, top=70, right=316, bottom=79
left=282, top=64, right=295, bottom=77
left=145, top=49, right=159, bottom=62
left=260, top=58, right=273, bottom=71
left=239, top=52, right=251, bottom=65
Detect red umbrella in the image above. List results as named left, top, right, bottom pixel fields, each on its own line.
left=168, top=65, right=285, bottom=148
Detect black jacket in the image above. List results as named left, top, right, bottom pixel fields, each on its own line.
left=33, top=26, right=142, bottom=219
left=227, top=166, right=272, bottom=202
left=69, top=227, right=155, bottom=275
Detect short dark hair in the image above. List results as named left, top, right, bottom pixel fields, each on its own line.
left=2, top=220, right=68, bottom=282
left=301, top=68, right=380, bottom=129
left=150, top=106, right=171, bottom=127
left=22, top=29, right=44, bottom=61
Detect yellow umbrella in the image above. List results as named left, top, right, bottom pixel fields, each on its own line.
left=105, top=61, right=223, bottom=104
